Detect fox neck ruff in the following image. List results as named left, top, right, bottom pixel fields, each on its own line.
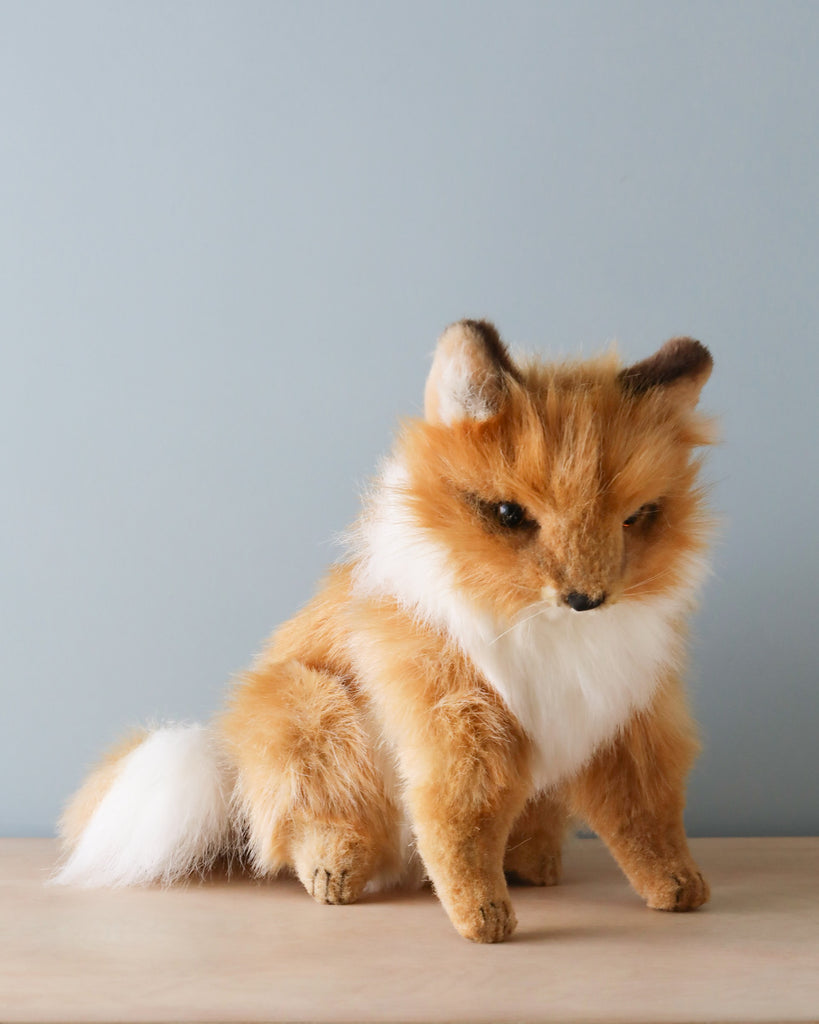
left=353, top=460, right=707, bottom=792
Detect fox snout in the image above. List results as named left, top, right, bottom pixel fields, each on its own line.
left=541, top=519, right=623, bottom=613
left=564, top=590, right=606, bottom=612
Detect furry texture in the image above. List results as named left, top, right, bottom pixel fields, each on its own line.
left=353, top=458, right=708, bottom=791
left=54, top=725, right=233, bottom=886
left=57, top=320, right=716, bottom=943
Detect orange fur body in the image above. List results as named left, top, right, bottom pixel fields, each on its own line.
left=60, top=321, right=715, bottom=942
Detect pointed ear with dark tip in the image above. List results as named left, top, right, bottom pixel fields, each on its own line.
left=424, top=319, right=519, bottom=425
left=618, top=337, right=713, bottom=411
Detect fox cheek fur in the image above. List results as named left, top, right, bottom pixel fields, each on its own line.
left=55, top=319, right=715, bottom=944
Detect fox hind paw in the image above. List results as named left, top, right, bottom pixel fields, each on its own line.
left=308, top=866, right=359, bottom=905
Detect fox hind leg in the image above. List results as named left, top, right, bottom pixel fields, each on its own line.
left=291, top=819, right=384, bottom=905
left=504, top=789, right=569, bottom=887
left=221, top=659, right=398, bottom=905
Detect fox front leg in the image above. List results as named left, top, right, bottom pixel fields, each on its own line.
left=567, top=676, right=709, bottom=912
left=410, top=782, right=526, bottom=942
left=399, top=696, right=531, bottom=943
left=355, top=605, right=532, bottom=942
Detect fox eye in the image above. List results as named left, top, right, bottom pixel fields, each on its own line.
left=495, top=501, right=526, bottom=529
left=623, top=502, right=660, bottom=527
left=468, top=493, right=537, bottom=534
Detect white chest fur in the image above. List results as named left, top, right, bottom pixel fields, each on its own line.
left=352, top=462, right=700, bottom=791
left=433, top=596, right=683, bottom=789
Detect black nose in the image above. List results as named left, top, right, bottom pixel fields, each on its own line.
left=565, top=591, right=606, bottom=612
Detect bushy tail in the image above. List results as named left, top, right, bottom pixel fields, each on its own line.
left=53, top=723, right=234, bottom=887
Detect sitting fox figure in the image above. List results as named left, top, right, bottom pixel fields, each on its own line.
left=57, top=320, right=715, bottom=943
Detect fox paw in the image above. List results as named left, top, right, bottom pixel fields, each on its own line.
left=505, top=847, right=562, bottom=887
left=452, top=896, right=517, bottom=943
left=645, top=868, right=710, bottom=912
left=291, top=825, right=373, bottom=906
left=307, top=866, right=359, bottom=905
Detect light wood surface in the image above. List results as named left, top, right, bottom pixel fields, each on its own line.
left=1, top=837, right=817, bottom=1023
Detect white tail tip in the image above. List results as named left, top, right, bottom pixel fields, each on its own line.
left=53, top=724, right=234, bottom=887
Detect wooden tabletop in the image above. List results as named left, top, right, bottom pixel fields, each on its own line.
left=1, top=837, right=817, bottom=1023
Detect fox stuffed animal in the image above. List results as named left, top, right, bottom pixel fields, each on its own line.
left=57, top=320, right=715, bottom=943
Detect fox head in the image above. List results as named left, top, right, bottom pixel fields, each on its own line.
left=380, top=319, right=715, bottom=624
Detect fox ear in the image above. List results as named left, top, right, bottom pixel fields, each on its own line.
left=619, top=336, right=713, bottom=410
left=425, top=319, right=518, bottom=425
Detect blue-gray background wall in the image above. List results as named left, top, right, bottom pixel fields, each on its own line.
left=3, top=1, right=817, bottom=837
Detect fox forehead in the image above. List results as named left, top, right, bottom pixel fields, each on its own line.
left=401, top=360, right=692, bottom=516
